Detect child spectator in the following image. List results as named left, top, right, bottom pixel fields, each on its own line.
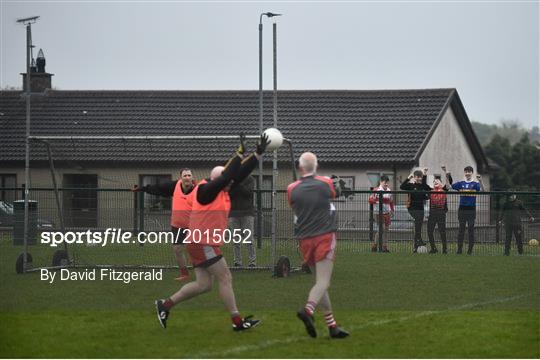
left=369, top=175, right=394, bottom=252
left=425, top=166, right=451, bottom=254
left=449, top=166, right=484, bottom=254
left=400, top=169, right=431, bottom=252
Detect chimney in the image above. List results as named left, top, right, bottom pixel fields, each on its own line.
left=21, top=48, right=53, bottom=92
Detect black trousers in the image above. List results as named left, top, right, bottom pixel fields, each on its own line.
left=427, top=210, right=447, bottom=251
left=457, top=207, right=476, bottom=253
left=408, top=208, right=425, bottom=247
left=504, top=223, right=523, bottom=255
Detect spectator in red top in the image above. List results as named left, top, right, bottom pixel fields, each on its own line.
left=426, top=166, right=451, bottom=254
left=368, top=175, right=394, bottom=252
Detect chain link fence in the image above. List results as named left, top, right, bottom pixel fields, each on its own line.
left=1, top=188, right=539, bottom=274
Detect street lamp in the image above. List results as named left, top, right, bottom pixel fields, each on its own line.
left=259, top=12, right=282, bottom=137
left=257, top=12, right=281, bottom=248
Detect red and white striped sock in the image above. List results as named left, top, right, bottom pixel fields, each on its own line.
left=304, top=301, right=317, bottom=316
left=231, top=312, right=242, bottom=326
left=324, top=313, right=337, bottom=328
left=163, top=298, right=175, bottom=310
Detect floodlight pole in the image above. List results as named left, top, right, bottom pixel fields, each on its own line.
left=18, top=16, right=39, bottom=273
left=271, top=21, right=279, bottom=272
left=258, top=11, right=281, bottom=252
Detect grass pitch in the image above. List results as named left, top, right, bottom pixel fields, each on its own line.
left=0, top=237, right=539, bottom=358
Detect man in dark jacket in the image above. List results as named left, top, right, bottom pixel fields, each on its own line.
left=498, top=192, right=535, bottom=255
left=400, top=169, right=431, bottom=252
left=229, top=175, right=256, bottom=267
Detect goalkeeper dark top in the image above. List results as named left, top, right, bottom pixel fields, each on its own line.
left=287, top=174, right=338, bottom=240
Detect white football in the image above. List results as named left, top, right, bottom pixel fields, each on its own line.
left=263, top=127, right=283, bottom=151
left=417, top=246, right=428, bottom=253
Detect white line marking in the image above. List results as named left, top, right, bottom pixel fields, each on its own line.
left=189, top=294, right=529, bottom=358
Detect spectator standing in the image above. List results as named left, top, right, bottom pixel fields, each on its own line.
left=229, top=175, right=256, bottom=267
left=400, top=169, right=431, bottom=252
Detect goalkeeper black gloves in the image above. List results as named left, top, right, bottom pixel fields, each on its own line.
left=256, top=133, right=271, bottom=155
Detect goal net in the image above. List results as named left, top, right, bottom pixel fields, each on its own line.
left=16, top=135, right=301, bottom=275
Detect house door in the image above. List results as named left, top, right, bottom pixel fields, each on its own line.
left=63, top=174, right=98, bottom=228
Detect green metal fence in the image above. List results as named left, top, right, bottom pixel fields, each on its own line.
left=1, top=188, right=539, bottom=274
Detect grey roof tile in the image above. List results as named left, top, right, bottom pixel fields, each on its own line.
left=0, top=89, right=456, bottom=164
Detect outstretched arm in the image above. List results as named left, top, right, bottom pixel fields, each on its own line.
left=197, top=154, right=242, bottom=205
left=132, top=180, right=176, bottom=197
left=197, top=133, right=270, bottom=205
left=230, top=154, right=259, bottom=188
left=230, top=133, right=270, bottom=191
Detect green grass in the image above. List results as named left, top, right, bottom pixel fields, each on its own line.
left=1, top=235, right=539, bottom=358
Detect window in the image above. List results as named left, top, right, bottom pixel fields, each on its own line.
left=139, top=175, right=172, bottom=211
left=328, top=175, right=355, bottom=200
left=0, top=174, right=17, bottom=203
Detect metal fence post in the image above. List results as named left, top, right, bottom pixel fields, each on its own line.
left=368, top=201, right=374, bottom=244
left=138, top=191, right=145, bottom=233
left=133, top=186, right=138, bottom=233
left=257, top=189, right=262, bottom=249
left=378, top=191, right=384, bottom=252
left=495, top=193, right=501, bottom=244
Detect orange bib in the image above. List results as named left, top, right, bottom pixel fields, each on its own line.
left=188, top=179, right=231, bottom=246
left=171, top=181, right=193, bottom=228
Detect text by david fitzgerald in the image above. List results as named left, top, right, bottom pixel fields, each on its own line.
left=41, top=268, right=163, bottom=284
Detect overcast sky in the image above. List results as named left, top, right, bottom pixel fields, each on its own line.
left=1, top=1, right=538, bottom=128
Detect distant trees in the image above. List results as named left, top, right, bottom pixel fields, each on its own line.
left=484, top=133, right=540, bottom=191
left=472, top=119, right=540, bottom=191
left=472, top=119, right=539, bottom=146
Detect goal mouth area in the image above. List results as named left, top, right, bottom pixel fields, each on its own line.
left=15, top=134, right=299, bottom=274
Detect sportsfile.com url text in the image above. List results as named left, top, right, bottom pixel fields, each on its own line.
left=40, top=228, right=252, bottom=247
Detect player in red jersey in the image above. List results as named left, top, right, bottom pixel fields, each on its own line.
left=288, top=152, right=349, bottom=339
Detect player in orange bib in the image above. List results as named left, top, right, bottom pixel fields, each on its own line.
left=132, top=168, right=195, bottom=281
left=155, top=133, right=269, bottom=331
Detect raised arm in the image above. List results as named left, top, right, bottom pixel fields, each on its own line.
left=441, top=165, right=450, bottom=188
left=476, top=175, right=485, bottom=191
left=198, top=133, right=270, bottom=205
left=229, top=133, right=269, bottom=192
left=400, top=174, right=413, bottom=190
